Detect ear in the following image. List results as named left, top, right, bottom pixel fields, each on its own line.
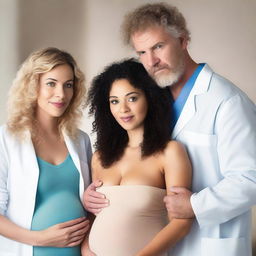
left=179, top=36, right=188, bottom=49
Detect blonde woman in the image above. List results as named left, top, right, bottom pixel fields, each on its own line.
left=0, top=47, right=92, bottom=256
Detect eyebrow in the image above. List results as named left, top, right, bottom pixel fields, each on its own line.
left=109, top=91, right=140, bottom=98
left=45, top=78, right=74, bottom=82
left=46, top=78, right=57, bottom=81
left=136, top=41, right=165, bottom=54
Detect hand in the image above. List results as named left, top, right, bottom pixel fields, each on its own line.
left=164, top=187, right=195, bottom=219
left=83, top=180, right=109, bottom=214
left=36, top=217, right=90, bottom=247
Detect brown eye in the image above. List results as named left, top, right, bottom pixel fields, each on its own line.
left=128, top=97, right=137, bottom=102
left=46, top=82, right=55, bottom=87
left=110, top=99, right=119, bottom=105
left=65, top=82, right=74, bottom=88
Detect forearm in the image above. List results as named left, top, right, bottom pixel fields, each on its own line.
left=192, top=172, right=256, bottom=227
left=136, top=219, right=193, bottom=256
left=0, top=215, right=39, bottom=246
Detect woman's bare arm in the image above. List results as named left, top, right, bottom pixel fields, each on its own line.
left=136, top=141, right=193, bottom=256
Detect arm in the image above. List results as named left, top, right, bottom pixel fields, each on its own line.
left=136, top=141, right=193, bottom=256
left=83, top=153, right=109, bottom=214
left=0, top=214, right=90, bottom=247
left=191, top=94, right=256, bottom=227
left=0, top=130, right=90, bottom=247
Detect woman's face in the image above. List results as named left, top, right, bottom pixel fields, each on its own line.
left=36, top=64, right=74, bottom=119
left=109, top=79, right=148, bottom=132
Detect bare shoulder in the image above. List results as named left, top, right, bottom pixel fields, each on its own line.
left=162, top=141, right=192, bottom=189
left=163, top=140, right=188, bottom=159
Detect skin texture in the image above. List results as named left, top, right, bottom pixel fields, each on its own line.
left=86, top=79, right=193, bottom=255
left=109, top=79, right=148, bottom=135
left=131, top=25, right=198, bottom=219
left=132, top=25, right=187, bottom=89
left=83, top=26, right=198, bottom=220
left=0, top=64, right=90, bottom=248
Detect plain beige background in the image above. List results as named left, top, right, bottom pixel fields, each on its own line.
left=0, top=0, right=255, bottom=253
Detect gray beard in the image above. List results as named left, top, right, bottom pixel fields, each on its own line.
left=152, top=59, right=185, bottom=88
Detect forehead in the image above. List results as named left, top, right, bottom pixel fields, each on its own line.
left=40, top=64, right=74, bottom=80
left=109, top=79, right=142, bottom=96
left=131, top=25, right=172, bottom=50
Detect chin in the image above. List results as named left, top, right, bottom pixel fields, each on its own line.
left=154, top=73, right=179, bottom=88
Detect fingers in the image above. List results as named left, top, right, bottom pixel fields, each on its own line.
left=66, top=223, right=91, bottom=247
left=85, top=201, right=108, bottom=215
left=84, top=182, right=109, bottom=214
left=88, top=180, right=103, bottom=191
left=67, top=219, right=90, bottom=234
left=69, top=223, right=90, bottom=238
left=59, top=220, right=90, bottom=247
left=67, top=235, right=85, bottom=247
left=58, top=216, right=87, bottom=228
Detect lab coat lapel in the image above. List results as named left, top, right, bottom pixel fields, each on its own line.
left=21, top=132, right=40, bottom=190
left=64, top=133, right=84, bottom=199
left=172, top=64, right=213, bottom=139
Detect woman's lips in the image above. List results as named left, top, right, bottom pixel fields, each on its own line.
left=120, top=116, right=133, bottom=122
left=51, top=102, right=65, bottom=108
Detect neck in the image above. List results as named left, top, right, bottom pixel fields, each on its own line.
left=127, top=128, right=144, bottom=148
left=34, top=109, right=59, bottom=136
left=170, top=53, right=198, bottom=100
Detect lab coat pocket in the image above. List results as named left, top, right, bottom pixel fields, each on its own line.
left=178, top=131, right=217, bottom=147
left=201, top=237, right=246, bottom=256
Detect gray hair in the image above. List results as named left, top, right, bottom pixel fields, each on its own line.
left=121, top=2, right=190, bottom=46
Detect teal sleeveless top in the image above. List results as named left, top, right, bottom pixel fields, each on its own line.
left=31, top=154, right=86, bottom=256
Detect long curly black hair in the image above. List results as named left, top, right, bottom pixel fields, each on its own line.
left=87, top=59, right=172, bottom=168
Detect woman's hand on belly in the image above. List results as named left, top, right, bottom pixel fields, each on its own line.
left=34, top=216, right=90, bottom=248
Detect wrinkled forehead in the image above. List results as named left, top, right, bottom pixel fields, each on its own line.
left=131, top=25, right=173, bottom=50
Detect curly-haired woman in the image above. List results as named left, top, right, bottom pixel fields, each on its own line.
left=85, top=59, right=192, bottom=256
left=0, top=47, right=92, bottom=256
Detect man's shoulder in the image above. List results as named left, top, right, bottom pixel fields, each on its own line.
left=202, top=65, right=251, bottom=103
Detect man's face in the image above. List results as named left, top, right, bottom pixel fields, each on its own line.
left=131, top=25, right=187, bottom=88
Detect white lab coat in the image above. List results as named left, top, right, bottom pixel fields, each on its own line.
left=169, top=64, right=256, bottom=256
left=0, top=125, right=92, bottom=256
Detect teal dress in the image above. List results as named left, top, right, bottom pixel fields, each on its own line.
left=31, top=154, right=86, bottom=256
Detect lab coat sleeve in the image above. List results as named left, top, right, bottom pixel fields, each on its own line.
left=191, top=94, right=256, bottom=227
left=0, top=127, right=9, bottom=216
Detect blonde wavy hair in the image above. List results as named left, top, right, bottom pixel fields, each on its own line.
left=7, top=47, right=86, bottom=139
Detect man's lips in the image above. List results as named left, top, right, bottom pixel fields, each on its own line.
left=150, top=66, right=169, bottom=75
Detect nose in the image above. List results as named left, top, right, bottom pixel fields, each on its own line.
left=55, top=84, right=65, bottom=99
left=147, top=52, right=160, bottom=68
left=119, top=101, right=129, bottom=113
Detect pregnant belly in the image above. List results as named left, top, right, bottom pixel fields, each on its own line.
left=89, top=206, right=167, bottom=256
left=31, top=191, right=86, bottom=230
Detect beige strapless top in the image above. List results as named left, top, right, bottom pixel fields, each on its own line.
left=89, top=185, right=168, bottom=256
